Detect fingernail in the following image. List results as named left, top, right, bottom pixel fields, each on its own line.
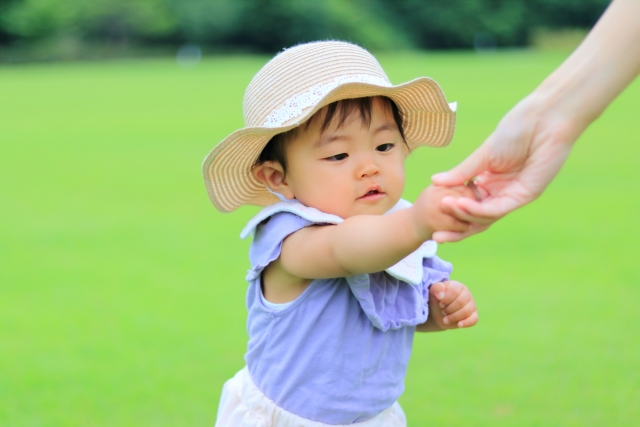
left=458, top=322, right=464, bottom=328
left=437, top=292, right=445, bottom=300
left=443, top=317, right=449, bottom=325
left=432, top=172, right=447, bottom=180
left=439, top=302, right=445, bottom=308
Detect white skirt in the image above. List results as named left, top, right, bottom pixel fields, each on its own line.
left=215, top=367, right=407, bottom=427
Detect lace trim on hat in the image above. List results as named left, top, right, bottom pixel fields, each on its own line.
left=263, top=74, right=391, bottom=128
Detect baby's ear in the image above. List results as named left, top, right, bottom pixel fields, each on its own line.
left=252, top=161, right=295, bottom=200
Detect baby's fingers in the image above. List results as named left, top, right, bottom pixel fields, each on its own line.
left=455, top=310, right=479, bottom=328
left=442, top=300, right=478, bottom=327
left=441, top=196, right=476, bottom=223
left=433, top=223, right=491, bottom=243
left=429, top=282, right=447, bottom=301
left=435, top=280, right=464, bottom=308
left=432, top=230, right=468, bottom=243
left=441, top=285, right=474, bottom=314
left=431, top=214, right=470, bottom=233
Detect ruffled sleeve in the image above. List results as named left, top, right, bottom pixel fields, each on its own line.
left=245, top=212, right=313, bottom=282
left=346, top=255, right=452, bottom=332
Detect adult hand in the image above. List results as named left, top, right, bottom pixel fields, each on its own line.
left=430, top=0, right=640, bottom=243
left=430, top=96, right=576, bottom=243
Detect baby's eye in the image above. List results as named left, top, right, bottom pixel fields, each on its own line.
left=376, top=143, right=395, bottom=152
left=325, top=153, right=348, bottom=161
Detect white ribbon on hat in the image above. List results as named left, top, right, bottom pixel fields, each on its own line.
left=263, top=74, right=392, bottom=128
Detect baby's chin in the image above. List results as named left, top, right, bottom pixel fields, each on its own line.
left=298, top=193, right=401, bottom=218
left=341, top=199, right=401, bottom=219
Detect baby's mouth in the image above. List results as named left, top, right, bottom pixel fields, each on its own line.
left=358, top=185, right=385, bottom=200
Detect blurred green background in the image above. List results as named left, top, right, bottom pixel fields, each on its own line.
left=3, top=50, right=639, bottom=427
left=0, top=0, right=610, bottom=61
left=2, top=1, right=640, bottom=426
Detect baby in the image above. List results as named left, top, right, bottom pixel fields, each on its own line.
left=204, top=41, right=479, bottom=426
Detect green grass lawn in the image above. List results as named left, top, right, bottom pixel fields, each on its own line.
left=1, top=51, right=638, bottom=426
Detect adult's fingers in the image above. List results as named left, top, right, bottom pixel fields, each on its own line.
left=454, top=196, right=522, bottom=220
left=432, top=223, right=490, bottom=243
left=431, top=143, right=490, bottom=187
left=440, top=194, right=522, bottom=224
left=432, top=230, right=468, bottom=243
left=445, top=217, right=472, bottom=233
left=441, top=197, right=496, bottom=225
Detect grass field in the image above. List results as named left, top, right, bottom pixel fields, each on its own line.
left=1, top=51, right=639, bottom=426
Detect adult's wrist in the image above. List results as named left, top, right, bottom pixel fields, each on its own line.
left=525, top=86, right=590, bottom=149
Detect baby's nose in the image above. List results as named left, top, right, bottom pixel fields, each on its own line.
left=359, top=161, right=379, bottom=177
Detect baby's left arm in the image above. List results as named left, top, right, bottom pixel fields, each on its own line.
left=416, top=281, right=479, bottom=332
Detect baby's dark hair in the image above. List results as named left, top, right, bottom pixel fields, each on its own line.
left=254, top=96, right=406, bottom=175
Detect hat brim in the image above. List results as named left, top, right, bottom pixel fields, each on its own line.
left=203, top=77, right=456, bottom=213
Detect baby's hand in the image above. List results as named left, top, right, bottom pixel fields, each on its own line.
left=412, top=185, right=478, bottom=238
left=428, top=281, right=478, bottom=329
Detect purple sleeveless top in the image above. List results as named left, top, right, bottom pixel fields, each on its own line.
left=243, top=210, right=452, bottom=424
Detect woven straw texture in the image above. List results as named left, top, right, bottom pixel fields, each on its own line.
left=203, top=41, right=456, bottom=213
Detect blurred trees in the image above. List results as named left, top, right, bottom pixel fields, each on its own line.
left=0, top=0, right=611, bottom=53
left=168, top=0, right=411, bottom=51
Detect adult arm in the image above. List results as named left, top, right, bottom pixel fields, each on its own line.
left=431, top=0, right=640, bottom=242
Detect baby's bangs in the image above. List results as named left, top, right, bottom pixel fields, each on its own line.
left=254, top=96, right=408, bottom=176
left=308, top=96, right=406, bottom=142
left=319, top=97, right=373, bottom=133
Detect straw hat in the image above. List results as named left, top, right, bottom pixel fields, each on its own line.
left=203, top=40, right=457, bottom=213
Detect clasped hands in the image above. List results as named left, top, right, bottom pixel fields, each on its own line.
left=413, top=182, right=490, bottom=244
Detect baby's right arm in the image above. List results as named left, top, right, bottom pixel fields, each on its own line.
left=278, top=185, right=473, bottom=281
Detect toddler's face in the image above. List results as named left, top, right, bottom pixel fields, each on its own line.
left=283, top=98, right=408, bottom=218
